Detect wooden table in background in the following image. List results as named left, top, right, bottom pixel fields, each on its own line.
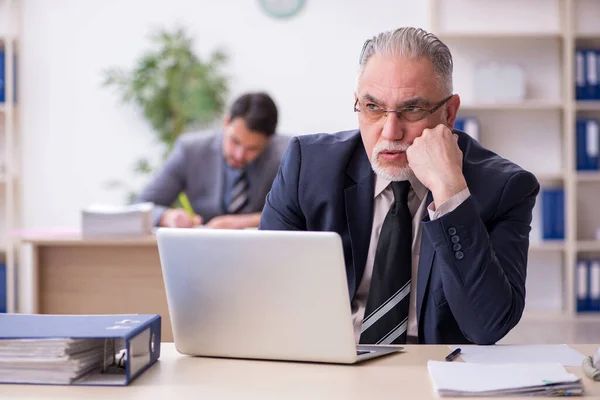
left=20, top=235, right=174, bottom=341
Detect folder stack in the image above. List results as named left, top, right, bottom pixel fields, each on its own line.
left=0, top=313, right=161, bottom=386
left=81, top=202, right=154, bottom=237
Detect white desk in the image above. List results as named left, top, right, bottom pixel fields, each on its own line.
left=1, top=343, right=599, bottom=399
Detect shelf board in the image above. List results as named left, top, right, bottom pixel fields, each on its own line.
left=520, top=310, right=567, bottom=321
left=521, top=310, right=600, bottom=322
left=575, top=33, right=600, bottom=39
left=576, top=172, right=600, bottom=182
left=460, top=102, right=563, bottom=111
left=0, top=104, right=4, bottom=113
left=576, top=101, right=600, bottom=111
left=577, top=241, right=600, bottom=252
left=534, top=172, right=565, bottom=182
left=437, top=32, right=563, bottom=40
left=529, top=241, right=566, bottom=252
left=572, top=312, right=600, bottom=321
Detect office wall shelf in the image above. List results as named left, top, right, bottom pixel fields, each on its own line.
left=535, top=172, right=566, bottom=182
left=529, top=241, right=566, bottom=252
left=430, top=0, right=600, bottom=320
left=0, top=0, right=20, bottom=313
left=576, top=101, right=600, bottom=111
left=436, top=32, right=563, bottom=40
left=576, top=173, right=600, bottom=182
left=577, top=241, right=600, bottom=252
left=460, top=102, right=563, bottom=111
left=575, top=33, right=600, bottom=39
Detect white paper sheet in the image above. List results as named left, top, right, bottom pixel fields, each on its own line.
left=427, top=361, right=582, bottom=397
left=449, top=344, right=586, bottom=367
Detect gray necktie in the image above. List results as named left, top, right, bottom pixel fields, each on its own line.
left=227, top=171, right=249, bottom=214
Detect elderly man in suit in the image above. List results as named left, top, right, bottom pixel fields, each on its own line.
left=259, top=27, right=539, bottom=345
left=137, top=92, right=290, bottom=229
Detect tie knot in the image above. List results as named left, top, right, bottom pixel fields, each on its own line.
left=391, top=181, right=410, bottom=204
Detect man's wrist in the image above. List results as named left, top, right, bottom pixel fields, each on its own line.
left=430, top=174, right=467, bottom=207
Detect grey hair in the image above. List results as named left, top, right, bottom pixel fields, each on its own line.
left=358, top=27, right=453, bottom=95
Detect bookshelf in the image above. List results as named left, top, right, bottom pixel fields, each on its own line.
left=460, top=102, right=563, bottom=111
left=429, top=0, right=600, bottom=320
left=0, top=0, right=20, bottom=313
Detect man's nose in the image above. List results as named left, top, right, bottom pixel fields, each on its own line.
left=380, top=112, right=405, bottom=141
left=234, top=146, right=245, bottom=160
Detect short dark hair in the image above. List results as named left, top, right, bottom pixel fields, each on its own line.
left=228, top=92, right=278, bottom=137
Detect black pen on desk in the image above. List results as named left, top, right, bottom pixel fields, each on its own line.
left=445, top=348, right=461, bottom=362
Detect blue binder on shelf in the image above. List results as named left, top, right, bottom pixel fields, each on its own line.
left=0, top=313, right=161, bottom=386
left=0, top=50, right=4, bottom=103
left=0, top=263, right=5, bottom=313
left=590, top=260, right=600, bottom=312
left=576, top=49, right=585, bottom=100
left=585, top=49, right=599, bottom=100
left=541, top=188, right=564, bottom=240
left=454, top=117, right=480, bottom=142
left=576, top=260, right=589, bottom=312
left=576, top=119, right=600, bottom=171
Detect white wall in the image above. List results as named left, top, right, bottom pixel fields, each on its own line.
left=18, top=0, right=428, bottom=229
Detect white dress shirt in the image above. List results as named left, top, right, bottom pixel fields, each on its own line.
left=351, top=175, right=471, bottom=342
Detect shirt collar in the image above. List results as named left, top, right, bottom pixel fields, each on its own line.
left=374, top=173, right=428, bottom=202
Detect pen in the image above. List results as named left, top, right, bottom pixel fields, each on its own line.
left=445, top=348, right=461, bottom=362
left=178, top=193, right=196, bottom=218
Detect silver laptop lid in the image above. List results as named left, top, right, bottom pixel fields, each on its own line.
left=156, top=228, right=359, bottom=363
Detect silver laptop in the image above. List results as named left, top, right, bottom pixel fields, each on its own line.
left=156, top=228, right=402, bottom=364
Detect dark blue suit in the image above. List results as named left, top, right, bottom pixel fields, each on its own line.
left=259, top=129, right=539, bottom=345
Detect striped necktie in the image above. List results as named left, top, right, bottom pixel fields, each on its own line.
left=227, top=170, right=249, bottom=214
left=359, top=181, right=412, bottom=345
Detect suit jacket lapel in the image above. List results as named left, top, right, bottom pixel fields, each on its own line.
left=344, top=141, right=374, bottom=298
left=208, top=134, right=225, bottom=213
left=417, top=190, right=435, bottom=324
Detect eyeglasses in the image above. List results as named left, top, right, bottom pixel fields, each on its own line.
left=354, top=95, right=453, bottom=124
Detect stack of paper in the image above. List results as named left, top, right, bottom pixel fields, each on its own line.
left=428, top=361, right=583, bottom=397
left=81, top=202, right=154, bottom=237
left=0, top=338, right=108, bottom=384
left=448, top=344, right=586, bottom=366
left=0, top=313, right=161, bottom=386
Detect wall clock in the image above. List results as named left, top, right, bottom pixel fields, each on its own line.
left=259, top=0, right=306, bottom=19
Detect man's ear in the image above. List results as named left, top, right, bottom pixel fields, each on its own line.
left=445, top=94, right=461, bottom=129
left=223, top=115, right=231, bottom=127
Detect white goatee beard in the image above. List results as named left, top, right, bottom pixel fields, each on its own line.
left=370, top=140, right=415, bottom=182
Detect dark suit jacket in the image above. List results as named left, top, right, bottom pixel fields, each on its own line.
left=136, top=131, right=290, bottom=225
left=259, top=129, right=539, bottom=345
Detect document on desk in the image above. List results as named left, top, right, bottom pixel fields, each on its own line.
left=0, top=314, right=161, bottom=385
left=428, top=361, right=583, bottom=397
left=449, top=344, right=586, bottom=367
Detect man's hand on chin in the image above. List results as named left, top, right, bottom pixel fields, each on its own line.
left=406, top=124, right=468, bottom=208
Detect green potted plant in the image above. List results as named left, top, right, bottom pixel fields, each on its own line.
left=103, top=26, right=229, bottom=201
